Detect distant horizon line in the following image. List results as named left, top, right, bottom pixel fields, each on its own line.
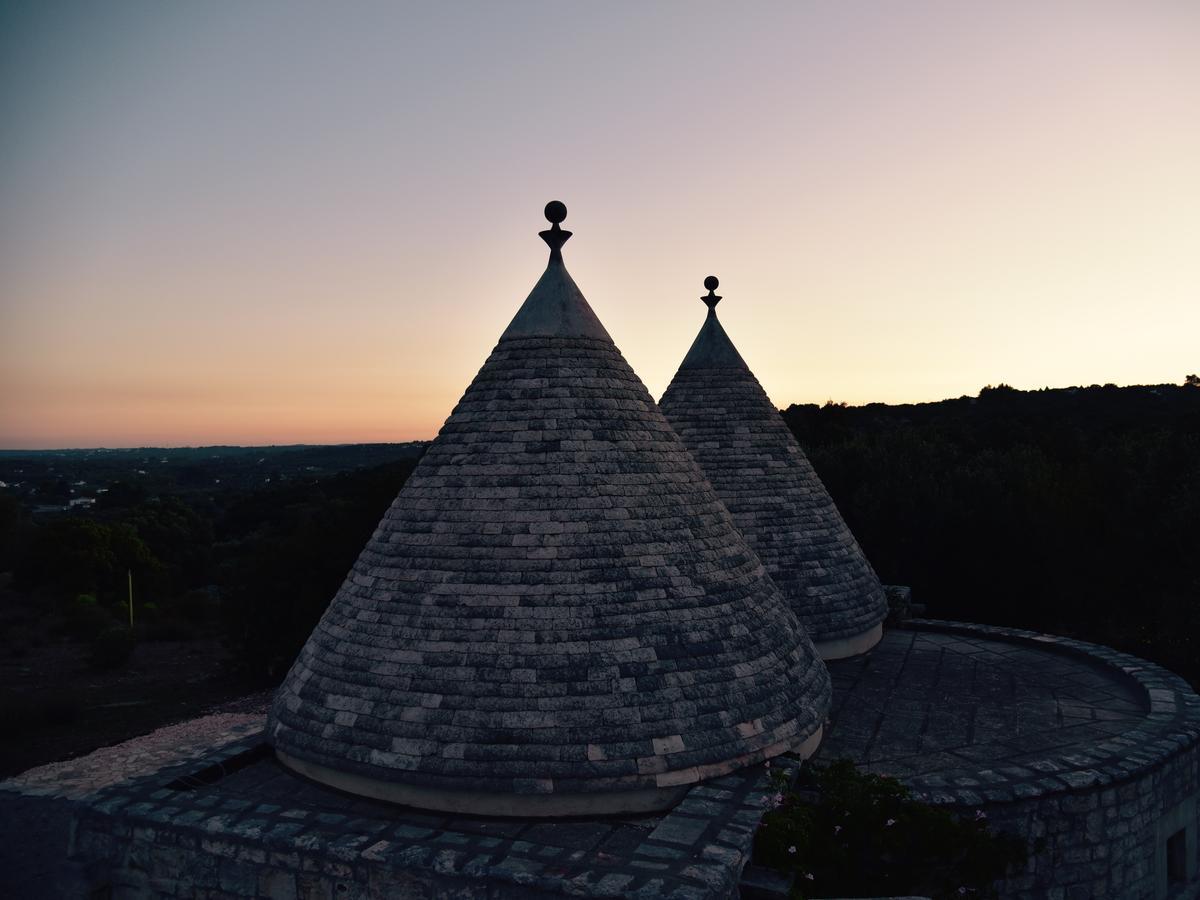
left=3, top=379, right=1195, bottom=454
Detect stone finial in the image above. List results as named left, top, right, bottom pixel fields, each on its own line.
left=703, top=275, right=722, bottom=311
left=539, top=201, right=572, bottom=263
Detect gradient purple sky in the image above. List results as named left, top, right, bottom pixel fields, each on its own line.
left=2, top=1, right=1198, bottom=448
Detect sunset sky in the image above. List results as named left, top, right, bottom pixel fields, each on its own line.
left=2, top=1, right=1198, bottom=448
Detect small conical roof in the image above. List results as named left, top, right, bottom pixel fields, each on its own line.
left=268, top=208, right=830, bottom=816
left=659, top=278, right=888, bottom=659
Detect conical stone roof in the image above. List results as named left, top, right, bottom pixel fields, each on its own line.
left=658, top=278, right=888, bottom=660
left=268, top=208, right=830, bottom=816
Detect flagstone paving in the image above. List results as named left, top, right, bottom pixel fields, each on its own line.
left=4, top=620, right=1197, bottom=898
left=815, top=622, right=1189, bottom=806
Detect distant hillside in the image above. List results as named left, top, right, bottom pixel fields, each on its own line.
left=1, top=382, right=1196, bottom=687
left=782, top=381, right=1200, bottom=684
left=0, top=442, right=427, bottom=502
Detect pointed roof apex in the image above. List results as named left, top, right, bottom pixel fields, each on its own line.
left=500, top=201, right=610, bottom=342
left=678, top=274, right=748, bottom=371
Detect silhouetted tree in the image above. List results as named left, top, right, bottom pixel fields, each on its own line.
left=782, top=383, right=1200, bottom=686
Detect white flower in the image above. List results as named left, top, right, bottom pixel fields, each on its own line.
left=886, top=818, right=896, bottom=827
left=787, top=845, right=797, bottom=855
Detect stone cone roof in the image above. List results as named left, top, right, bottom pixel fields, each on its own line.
left=267, top=209, right=830, bottom=815
left=658, top=281, right=888, bottom=657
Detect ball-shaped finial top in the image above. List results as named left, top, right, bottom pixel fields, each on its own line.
left=544, top=201, right=567, bottom=224
left=701, top=275, right=722, bottom=311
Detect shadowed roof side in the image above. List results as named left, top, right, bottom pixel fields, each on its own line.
left=659, top=280, right=888, bottom=650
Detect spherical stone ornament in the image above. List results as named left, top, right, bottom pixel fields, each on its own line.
left=704, top=275, right=720, bottom=291
left=545, top=200, right=568, bottom=224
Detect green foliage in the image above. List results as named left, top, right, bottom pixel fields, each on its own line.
left=116, top=495, right=213, bottom=596
left=0, top=493, right=29, bottom=571
left=755, top=760, right=1027, bottom=899
left=170, top=589, right=219, bottom=626
left=15, top=518, right=161, bottom=601
left=3, top=624, right=41, bottom=658
left=143, top=619, right=200, bottom=642
left=58, top=592, right=120, bottom=639
left=217, top=459, right=419, bottom=679
left=88, top=625, right=137, bottom=670
left=0, top=689, right=83, bottom=739
left=3, top=447, right=420, bottom=678
left=783, top=383, right=1200, bottom=686
left=95, top=479, right=150, bottom=510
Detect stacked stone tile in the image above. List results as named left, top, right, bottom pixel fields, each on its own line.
left=659, top=277, right=888, bottom=659
left=268, top=206, right=830, bottom=816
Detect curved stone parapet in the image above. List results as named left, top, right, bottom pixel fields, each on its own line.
left=903, top=619, right=1200, bottom=806
left=818, top=619, right=1200, bottom=898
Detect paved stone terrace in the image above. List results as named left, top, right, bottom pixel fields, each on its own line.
left=818, top=620, right=1200, bottom=807
left=6, top=620, right=1199, bottom=898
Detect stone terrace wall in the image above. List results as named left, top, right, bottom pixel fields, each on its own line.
left=910, top=621, right=1200, bottom=900
left=0, top=712, right=263, bottom=898
left=984, top=745, right=1197, bottom=899
left=63, top=732, right=784, bottom=899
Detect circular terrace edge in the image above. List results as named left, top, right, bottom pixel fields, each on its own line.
left=901, top=618, right=1200, bottom=806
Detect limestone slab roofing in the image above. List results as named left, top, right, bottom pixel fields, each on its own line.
left=658, top=278, right=888, bottom=659
left=267, top=206, right=830, bottom=817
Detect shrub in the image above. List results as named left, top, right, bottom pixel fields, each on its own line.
left=755, top=759, right=1027, bottom=899
left=3, top=624, right=42, bottom=658
left=89, top=626, right=136, bottom=670
left=173, top=589, right=217, bottom=626
left=143, top=620, right=199, bottom=642
left=58, top=594, right=119, bottom=640
left=0, top=689, right=84, bottom=738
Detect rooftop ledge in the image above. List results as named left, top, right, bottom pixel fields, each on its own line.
left=3, top=619, right=1198, bottom=898
left=817, top=619, right=1200, bottom=807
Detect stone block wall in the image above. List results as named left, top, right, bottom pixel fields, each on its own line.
left=61, top=732, right=780, bottom=899
left=909, top=621, right=1200, bottom=900
left=981, top=739, right=1198, bottom=899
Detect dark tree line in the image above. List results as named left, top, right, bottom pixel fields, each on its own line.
left=2, top=382, right=1196, bottom=688
left=1, top=457, right=419, bottom=679
left=784, top=383, right=1200, bottom=685
left=217, top=460, right=419, bottom=678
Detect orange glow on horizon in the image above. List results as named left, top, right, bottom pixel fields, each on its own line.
left=2, top=3, right=1198, bottom=448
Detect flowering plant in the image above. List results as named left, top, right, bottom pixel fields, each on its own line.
left=753, top=759, right=1026, bottom=899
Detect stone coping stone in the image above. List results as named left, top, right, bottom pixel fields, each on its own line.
left=0, top=712, right=266, bottom=898
left=878, top=620, right=1200, bottom=806
left=69, top=723, right=791, bottom=899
